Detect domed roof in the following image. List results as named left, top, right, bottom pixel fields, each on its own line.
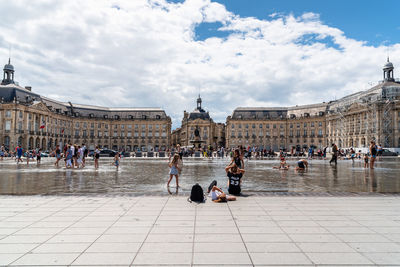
left=383, top=58, right=394, bottom=69
left=3, top=59, right=14, bottom=71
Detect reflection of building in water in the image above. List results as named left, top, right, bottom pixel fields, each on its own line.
left=226, top=59, right=400, bottom=150
left=0, top=59, right=171, bottom=151
left=171, top=95, right=225, bottom=148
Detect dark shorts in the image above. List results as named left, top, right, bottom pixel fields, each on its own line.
left=228, top=186, right=241, bottom=196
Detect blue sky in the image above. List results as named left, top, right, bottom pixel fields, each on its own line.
left=1, top=0, right=400, bottom=129
left=193, top=0, right=400, bottom=47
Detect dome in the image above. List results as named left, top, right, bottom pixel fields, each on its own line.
left=4, top=63, right=14, bottom=71
left=383, top=61, right=393, bottom=69
left=3, top=58, right=14, bottom=71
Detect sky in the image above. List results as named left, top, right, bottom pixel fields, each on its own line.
left=1, top=0, right=400, bottom=129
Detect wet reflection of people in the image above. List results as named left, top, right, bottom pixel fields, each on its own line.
left=167, top=186, right=179, bottom=195
left=364, top=169, right=377, bottom=192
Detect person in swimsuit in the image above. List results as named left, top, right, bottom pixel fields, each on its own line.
left=114, top=152, right=120, bottom=170
left=295, top=159, right=308, bottom=171
left=273, top=156, right=290, bottom=170
left=225, top=163, right=245, bottom=196
left=364, top=154, right=369, bottom=168
left=167, top=154, right=181, bottom=187
left=36, top=149, right=42, bottom=164
left=369, top=141, right=377, bottom=169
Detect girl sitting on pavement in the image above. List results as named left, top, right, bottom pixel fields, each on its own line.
left=225, top=163, right=245, bottom=196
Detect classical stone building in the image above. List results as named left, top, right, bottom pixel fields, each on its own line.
left=0, top=59, right=171, bottom=151
left=171, top=96, right=225, bottom=149
left=226, top=59, right=400, bottom=150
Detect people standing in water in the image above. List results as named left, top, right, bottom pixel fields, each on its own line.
left=16, top=145, right=23, bottom=164
left=225, top=163, right=245, bottom=196
left=36, top=148, right=42, bottom=164
left=364, top=153, right=369, bottom=168
left=94, top=146, right=100, bottom=169
left=0, top=144, right=5, bottom=160
left=369, top=140, right=377, bottom=169
left=65, top=145, right=73, bottom=168
left=295, top=159, right=308, bottom=171
left=82, top=143, right=88, bottom=166
left=54, top=145, right=61, bottom=167
left=167, top=154, right=181, bottom=188
left=329, top=143, right=338, bottom=165
left=230, top=148, right=244, bottom=169
left=114, top=152, right=120, bottom=171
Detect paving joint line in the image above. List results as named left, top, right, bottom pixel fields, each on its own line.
left=226, top=201, right=255, bottom=267
left=7, top=196, right=111, bottom=265
left=69, top=196, right=141, bottom=265
left=129, top=196, right=171, bottom=266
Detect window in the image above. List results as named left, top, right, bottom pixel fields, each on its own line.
left=75, top=130, right=79, bottom=136
left=303, top=130, right=307, bottom=136
left=238, top=124, right=242, bottom=129
left=319, top=122, right=322, bottom=127
left=134, top=132, right=139, bottom=137
left=304, top=122, right=307, bottom=127
left=90, top=130, right=94, bottom=137
left=311, top=130, right=315, bottom=137
left=231, top=124, right=235, bottom=129
left=18, top=122, right=22, bottom=130
left=5, top=121, right=11, bottom=131
left=105, top=124, right=108, bottom=129
left=121, top=132, right=125, bottom=137
left=98, top=123, right=101, bottom=129
left=259, top=124, right=262, bottom=128
left=75, top=122, right=80, bottom=128
left=231, top=130, right=235, bottom=137
left=149, top=125, right=152, bottom=130
left=252, top=124, right=255, bottom=128
left=290, top=123, right=293, bottom=128
left=114, top=124, right=118, bottom=129
left=104, top=131, right=109, bottom=137
left=156, top=124, right=159, bottom=130
left=141, top=131, right=145, bottom=137
left=311, top=122, right=314, bottom=127
left=121, top=125, right=125, bottom=130
left=83, top=130, right=87, bottom=137
left=245, top=124, right=249, bottom=129
left=29, top=113, right=32, bottom=120
left=280, top=124, right=283, bottom=128
left=5, top=110, right=11, bottom=117
left=289, top=130, right=293, bottom=137
left=318, top=129, right=323, bottom=136
left=273, top=124, right=276, bottom=129
left=91, top=123, right=94, bottom=128
left=162, top=131, right=166, bottom=137
left=127, top=131, right=132, bottom=137
left=142, top=124, right=146, bottom=130
left=148, top=132, right=152, bottom=137
left=113, top=131, right=118, bottom=137
left=83, top=122, right=87, bottom=128
left=155, top=132, right=159, bottom=137
left=266, top=124, right=269, bottom=129
left=266, top=131, right=270, bottom=137
left=259, top=130, right=263, bottom=137
left=19, top=111, right=23, bottom=118
left=297, top=123, right=300, bottom=128
left=238, top=131, right=242, bottom=137
left=98, top=131, right=102, bottom=137
left=128, top=124, right=132, bottom=129
left=280, top=130, right=284, bottom=136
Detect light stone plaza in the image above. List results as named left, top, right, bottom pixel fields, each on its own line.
left=1, top=1, right=400, bottom=266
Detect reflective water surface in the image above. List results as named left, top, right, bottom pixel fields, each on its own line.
left=0, top=157, right=399, bottom=195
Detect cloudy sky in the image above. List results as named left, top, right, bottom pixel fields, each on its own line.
left=1, top=0, right=400, bottom=128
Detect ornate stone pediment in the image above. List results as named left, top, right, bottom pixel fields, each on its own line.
left=347, top=102, right=363, bottom=112
left=31, top=101, right=51, bottom=112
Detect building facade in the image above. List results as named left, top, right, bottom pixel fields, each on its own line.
left=0, top=59, right=171, bottom=152
left=171, top=96, right=225, bottom=149
left=226, top=60, right=400, bottom=150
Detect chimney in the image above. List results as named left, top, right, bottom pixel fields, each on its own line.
left=25, top=86, right=32, bottom=91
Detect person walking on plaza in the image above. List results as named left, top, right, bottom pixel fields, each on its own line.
left=54, top=145, right=61, bottom=167
left=94, top=146, right=100, bottom=169
left=65, top=145, right=73, bottom=168
left=167, top=154, right=181, bottom=188
left=370, top=140, right=377, bottom=169
left=329, top=143, right=338, bottom=165
left=16, top=145, right=23, bottom=164
left=377, top=143, right=383, bottom=160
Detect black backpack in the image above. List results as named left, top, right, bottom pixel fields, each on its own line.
left=189, top=183, right=204, bottom=203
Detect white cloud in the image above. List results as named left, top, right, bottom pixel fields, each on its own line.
left=0, top=0, right=399, bottom=128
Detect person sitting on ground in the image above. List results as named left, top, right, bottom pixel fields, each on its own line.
left=273, top=156, right=290, bottom=170
left=210, top=185, right=236, bottom=202
left=225, top=163, right=245, bottom=196
left=295, top=159, right=308, bottom=171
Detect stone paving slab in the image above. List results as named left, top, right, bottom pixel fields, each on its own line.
left=0, top=195, right=399, bottom=266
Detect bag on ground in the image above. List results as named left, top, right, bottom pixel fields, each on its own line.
left=189, top=183, right=204, bottom=202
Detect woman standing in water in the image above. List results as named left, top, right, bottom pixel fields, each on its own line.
left=369, top=140, right=377, bottom=169
left=167, top=154, right=181, bottom=188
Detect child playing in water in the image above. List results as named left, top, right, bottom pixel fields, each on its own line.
left=273, top=157, right=290, bottom=170
left=167, top=154, right=181, bottom=187
left=364, top=154, right=369, bottom=168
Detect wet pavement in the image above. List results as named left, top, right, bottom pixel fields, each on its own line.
left=0, top=157, right=399, bottom=195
